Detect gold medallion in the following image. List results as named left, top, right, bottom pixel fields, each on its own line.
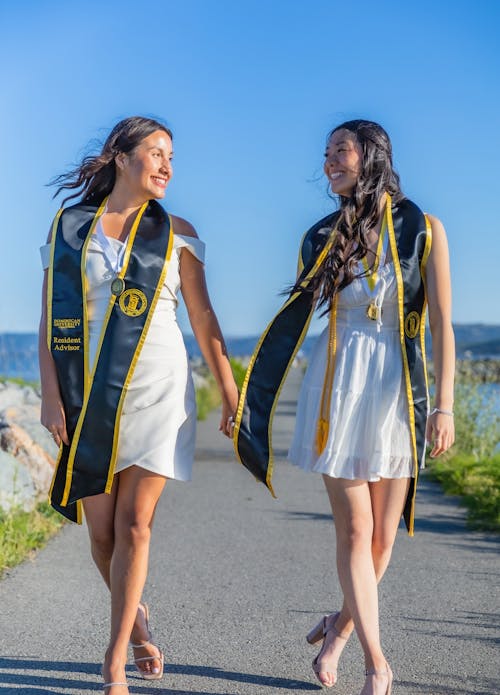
left=110, top=277, right=125, bottom=296
left=366, top=302, right=381, bottom=321
left=118, top=288, right=148, bottom=317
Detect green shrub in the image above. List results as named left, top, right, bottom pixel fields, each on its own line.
left=229, top=357, right=247, bottom=391
left=195, top=357, right=248, bottom=420
left=195, top=375, right=221, bottom=421
left=427, top=368, right=500, bottom=531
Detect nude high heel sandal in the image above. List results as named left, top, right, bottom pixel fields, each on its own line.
left=362, top=664, right=393, bottom=695
left=130, top=602, right=165, bottom=680
left=309, top=613, right=350, bottom=688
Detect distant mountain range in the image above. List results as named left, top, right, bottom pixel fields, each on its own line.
left=1, top=325, right=500, bottom=383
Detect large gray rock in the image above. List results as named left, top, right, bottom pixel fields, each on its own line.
left=0, top=381, right=57, bottom=513
left=0, top=449, right=36, bottom=512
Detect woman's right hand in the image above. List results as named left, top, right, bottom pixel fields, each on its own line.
left=41, top=394, right=69, bottom=447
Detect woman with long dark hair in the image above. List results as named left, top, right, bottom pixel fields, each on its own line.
left=39, top=116, right=239, bottom=693
left=234, top=120, right=455, bottom=694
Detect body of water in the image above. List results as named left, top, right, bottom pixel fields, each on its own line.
left=1, top=329, right=500, bottom=384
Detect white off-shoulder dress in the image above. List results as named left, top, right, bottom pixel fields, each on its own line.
left=41, top=225, right=205, bottom=481
left=288, top=262, right=415, bottom=481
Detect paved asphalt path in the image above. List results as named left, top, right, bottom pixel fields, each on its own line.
left=0, top=367, right=499, bottom=695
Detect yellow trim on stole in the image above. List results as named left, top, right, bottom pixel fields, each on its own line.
left=296, top=231, right=307, bottom=277
left=47, top=208, right=65, bottom=505
left=104, top=216, right=174, bottom=492
left=82, top=198, right=108, bottom=395
left=233, top=224, right=339, bottom=494
left=420, top=214, right=432, bottom=398
left=61, top=200, right=146, bottom=506
left=46, top=208, right=64, bottom=352
left=386, top=195, right=420, bottom=536
left=405, top=214, right=432, bottom=535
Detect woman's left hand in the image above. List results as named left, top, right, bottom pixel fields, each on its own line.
left=426, top=411, right=455, bottom=458
left=219, top=389, right=240, bottom=439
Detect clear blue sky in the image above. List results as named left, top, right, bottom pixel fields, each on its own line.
left=1, top=0, right=498, bottom=336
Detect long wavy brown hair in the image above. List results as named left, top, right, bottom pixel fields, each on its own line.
left=51, top=116, right=173, bottom=205
left=296, top=120, right=404, bottom=312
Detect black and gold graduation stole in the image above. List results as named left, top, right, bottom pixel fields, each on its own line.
left=390, top=197, right=432, bottom=534
left=316, top=196, right=431, bottom=534
left=233, top=212, right=340, bottom=495
left=47, top=198, right=173, bottom=522
left=234, top=197, right=432, bottom=536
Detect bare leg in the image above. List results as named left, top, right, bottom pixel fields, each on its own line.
left=82, top=478, right=118, bottom=589
left=314, top=476, right=409, bottom=689
left=82, top=478, right=160, bottom=672
left=96, top=466, right=166, bottom=689
left=334, top=477, right=411, bottom=631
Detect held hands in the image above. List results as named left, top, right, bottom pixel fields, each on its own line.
left=426, top=409, right=455, bottom=458
left=219, top=386, right=240, bottom=439
left=41, top=394, right=69, bottom=447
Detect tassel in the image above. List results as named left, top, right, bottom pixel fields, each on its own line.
left=316, top=418, right=329, bottom=455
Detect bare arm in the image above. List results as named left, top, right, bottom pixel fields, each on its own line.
left=425, top=214, right=455, bottom=457
left=39, top=232, right=69, bottom=446
left=174, top=216, right=239, bottom=437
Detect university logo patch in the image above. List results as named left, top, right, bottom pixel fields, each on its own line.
left=404, top=311, right=420, bottom=339
left=119, top=288, right=148, bottom=317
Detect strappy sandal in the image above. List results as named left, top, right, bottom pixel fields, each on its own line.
left=130, top=602, right=164, bottom=680
left=103, top=683, right=128, bottom=693
left=361, top=664, right=393, bottom=695
left=309, top=612, right=350, bottom=688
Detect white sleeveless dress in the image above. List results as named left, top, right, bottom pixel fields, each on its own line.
left=288, top=262, right=415, bottom=480
left=40, top=229, right=205, bottom=481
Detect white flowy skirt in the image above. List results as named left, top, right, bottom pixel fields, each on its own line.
left=288, top=263, right=415, bottom=481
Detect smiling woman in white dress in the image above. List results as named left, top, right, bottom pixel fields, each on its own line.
left=234, top=119, right=455, bottom=695
left=293, top=121, right=456, bottom=694
left=38, top=116, right=239, bottom=694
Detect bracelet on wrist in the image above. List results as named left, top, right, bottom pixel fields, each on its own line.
left=430, top=407, right=454, bottom=417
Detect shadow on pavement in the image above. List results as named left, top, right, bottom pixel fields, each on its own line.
left=0, top=657, right=318, bottom=692
left=282, top=510, right=332, bottom=522
left=403, top=610, right=500, bottom=646
left=166, top=663, right=318, bottom=690
left=398, top=674, right=500, bottom=694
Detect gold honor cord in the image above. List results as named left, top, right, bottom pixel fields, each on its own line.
left=61, top=200, right=148, bottom=507
left=315, top=196, right=390, bottom=456
left=315, top=293, right=338, bottom=454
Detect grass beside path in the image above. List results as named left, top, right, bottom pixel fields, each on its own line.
left=426, top=371, right=500, bottom=533
left=427, top=454, right=500, bottom=532
left=0, top=502, right=65, bottom=578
